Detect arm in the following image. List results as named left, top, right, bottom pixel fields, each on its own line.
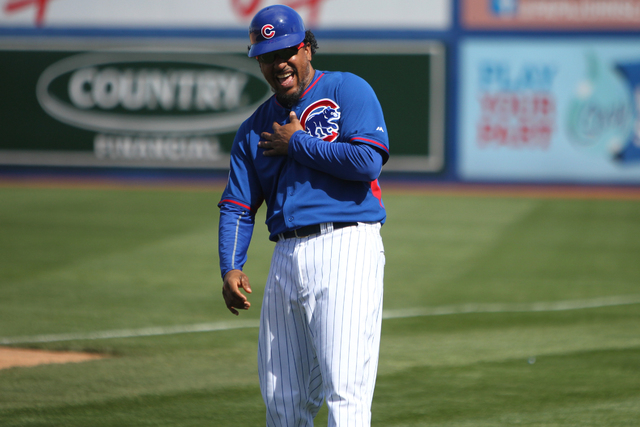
left=218, top=201, right=255, bottom=279
left=218, top=201, right=255, bottom=315
left=289, top=130, right=383, bottom=181
left=258, top=111, right=384, bottom=181
left=218, top=122, right=263, bottom=316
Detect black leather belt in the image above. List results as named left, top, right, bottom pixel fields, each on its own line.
left=279, top=222, right=358, bottom=239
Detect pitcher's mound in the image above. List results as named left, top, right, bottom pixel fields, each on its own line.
left=0, top=347, right=105, bottom=370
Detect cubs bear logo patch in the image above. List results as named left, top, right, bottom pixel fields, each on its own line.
left=300, top=99, right=341, bottom=142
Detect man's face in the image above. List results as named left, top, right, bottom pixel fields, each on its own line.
left=258, top=43, right=314, bottom=108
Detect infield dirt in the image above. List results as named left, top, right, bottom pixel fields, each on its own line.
left=0, top=347, right=105, bottom=370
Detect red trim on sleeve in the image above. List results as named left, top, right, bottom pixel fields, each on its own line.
left=219, top=199, right=252, bottom=210
left=351, top=137, right=389, bottom=153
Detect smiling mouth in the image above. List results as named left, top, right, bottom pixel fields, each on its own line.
left=276, top=71, right=295, bottom=88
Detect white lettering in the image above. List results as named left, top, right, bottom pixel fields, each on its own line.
left=68, top=67, right=97, bottom=109
left=177, top=71, right=196, bottom=111
left=92, top=68, right=120, bottom=109
left=196, top=71, right=222, bottom=110
left=119, top=70, right=146, bottom=110
left=157, top=71, right=179, bottom=110
left=222, top=73, right=248, bottom=110
left=70, top=68, right=248, bottom=112
left=94, top=134, right=222, bottom=161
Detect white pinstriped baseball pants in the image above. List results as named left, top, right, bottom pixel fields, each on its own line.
left=258, top=222, right=385, bottom=427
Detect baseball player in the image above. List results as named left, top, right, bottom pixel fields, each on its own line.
left=218, top=5, right=389, bottom=426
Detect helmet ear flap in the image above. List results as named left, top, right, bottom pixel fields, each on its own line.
left=248, top=5, right=306, bottom=58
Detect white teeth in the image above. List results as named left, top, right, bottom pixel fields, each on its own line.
left=277, top=72, right=292, bottom=79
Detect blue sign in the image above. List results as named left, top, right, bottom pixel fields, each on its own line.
left=459, top=39, right=640, bottom=183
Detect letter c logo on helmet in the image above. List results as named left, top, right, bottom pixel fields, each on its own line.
left=248, top=5, right=306, bottom=58
left=261, top=24, right=275, bottom=39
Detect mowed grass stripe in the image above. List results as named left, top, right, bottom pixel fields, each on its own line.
left=2, top=294, right=639, bottom=344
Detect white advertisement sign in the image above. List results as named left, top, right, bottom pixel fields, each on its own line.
left=459, top=38, right=640, bottom=183
left=0, top=0, right=451, bottom=30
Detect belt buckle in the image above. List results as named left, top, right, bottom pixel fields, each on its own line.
left=294, top=228, right=300, bottom=238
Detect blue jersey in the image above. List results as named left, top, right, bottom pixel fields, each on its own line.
left=218, top=70, right=389, bottom=277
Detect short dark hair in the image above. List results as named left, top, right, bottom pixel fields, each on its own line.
left=247, top=30, right=319, bottom=56
left=304, top=30, right=318, bottom=56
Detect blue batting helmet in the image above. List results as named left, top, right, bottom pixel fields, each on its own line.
left=248, top=5, right=306, bottom=58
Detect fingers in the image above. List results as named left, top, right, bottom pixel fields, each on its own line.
left=222, top=270, right=252, bottom=315
left=222, top=287, right=245, bottom=315
left=260, top=131, right=272, bottom=140
left=258, top=117, right=299, bottom=156
left=240, top=274, right=252, bottom=294
left=259, top=131, right=273, bottom=146
left=258, top=130, right=273, bottom=153
left=224, top=291, right=250, bottom=315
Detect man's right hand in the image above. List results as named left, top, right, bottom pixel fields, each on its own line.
left=222, top=269, right=252, bottom=315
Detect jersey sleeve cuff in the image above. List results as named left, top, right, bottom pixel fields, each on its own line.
left=351, top=136, right=390, bottom=164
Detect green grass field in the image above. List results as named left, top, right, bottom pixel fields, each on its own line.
left=1, top=182, right=639, bottom=426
